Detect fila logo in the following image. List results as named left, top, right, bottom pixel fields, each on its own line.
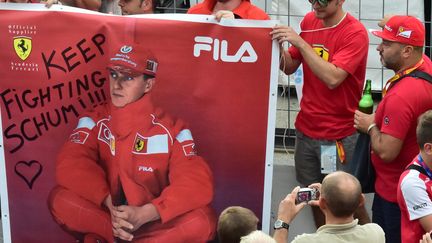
left=193, top=36, right=257, bottom=63
left=138, top=166, right=153, bottom=172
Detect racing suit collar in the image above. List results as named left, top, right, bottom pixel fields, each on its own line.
left=110, top=94, right=154, bottom=138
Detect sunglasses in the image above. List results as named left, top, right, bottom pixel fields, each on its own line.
left=308, top=0, right=331, bottom=7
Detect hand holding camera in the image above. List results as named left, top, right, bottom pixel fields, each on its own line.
left=276, top=185, right=321, bottom=230
left=295, top=186, right=320, bottom=205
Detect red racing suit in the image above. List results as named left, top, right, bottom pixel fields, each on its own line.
left=49, top=94, right=216, bottom=242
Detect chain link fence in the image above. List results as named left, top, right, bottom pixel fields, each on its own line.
left=166, top=0, right=431, bottom=150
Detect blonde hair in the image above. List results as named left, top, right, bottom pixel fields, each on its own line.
left=240, top=230, right=276, bottom=243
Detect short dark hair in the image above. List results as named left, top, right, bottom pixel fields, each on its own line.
left=413, top=46, right=424, bottom=53
left=321, top=172, right=362, bottom=218
left=417, top=110, right=432, bottom=149
left=151, top=0, right=160, bottom=12
left=396, top=43, right=423, bottom=54
left=218, top=206, right=259, bottom=243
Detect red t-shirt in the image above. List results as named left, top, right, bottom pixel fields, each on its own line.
left=187, top=0, right=270, bottom=20
left=398, top=156, right=432, bottom=243
left=374, top=55, right=432, bottom=202
left=289, top=12, right=368, bottom=140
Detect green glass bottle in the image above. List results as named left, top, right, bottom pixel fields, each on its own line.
left=359, top=79, right=373, bottom=114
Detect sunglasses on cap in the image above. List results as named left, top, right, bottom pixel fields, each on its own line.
left=308, top=0, right=331, bottom=7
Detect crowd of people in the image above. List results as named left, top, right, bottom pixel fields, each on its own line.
left=2, top=0, right=432, bottom=242
left=0, top=0, right=269, bottom=17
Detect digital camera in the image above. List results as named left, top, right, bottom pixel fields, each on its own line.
left=296, top=188, right=320, bottom=204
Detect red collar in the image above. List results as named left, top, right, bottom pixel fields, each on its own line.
left=110, top=94, right=154, bottom=138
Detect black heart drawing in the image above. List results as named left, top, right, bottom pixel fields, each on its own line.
left=14, top=160, right=43, bottom=189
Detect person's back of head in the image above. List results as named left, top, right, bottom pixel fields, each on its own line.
left=417, top=110, right=432, bottom=151
left=218, top=206, right=259, bottom=243
left=239, top=230, right=276, bottom=243
left=321, top=171, right=362, bottom=218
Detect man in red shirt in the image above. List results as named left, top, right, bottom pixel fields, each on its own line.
left=187, top=0, right=269, bottom=20
left=271, top=0, right=370, bottom=227
left=355, top=15, right=432, bottom=243
left=398, top=110, right=432, bottom=243
left=48, top=43, right=216, bottom=242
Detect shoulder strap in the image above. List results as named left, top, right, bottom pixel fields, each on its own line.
left=406, top=70, right=432, bottom=83
left=406, top=164, right=428, bottom=176
left=392, top=70, right=432, bottom=87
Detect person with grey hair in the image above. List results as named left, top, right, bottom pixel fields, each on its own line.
left=273, top=171, right=385, bottom=243
left=240, top=230, right=276, bottom=243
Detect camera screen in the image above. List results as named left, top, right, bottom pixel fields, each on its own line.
left=297, top=191, right=311, bottom=202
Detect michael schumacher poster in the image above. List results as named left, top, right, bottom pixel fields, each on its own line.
left=0, top=4, right=278, bottom=242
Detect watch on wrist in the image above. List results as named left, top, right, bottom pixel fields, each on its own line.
left=274, top=219, right=289, bottom=230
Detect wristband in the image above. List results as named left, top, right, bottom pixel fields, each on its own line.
left=367, top=123, right=377, bottom=134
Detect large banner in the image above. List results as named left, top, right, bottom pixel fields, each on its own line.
left=0, top=4, right=279, bottom=242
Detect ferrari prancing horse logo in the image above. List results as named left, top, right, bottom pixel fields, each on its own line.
left=132, top=133, right=148, bottom=154
left=14, top=36, right=32, bottom=61
left=313, top=44, right=329, bottom=62
left=135, top=138, right=145, bottom=152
